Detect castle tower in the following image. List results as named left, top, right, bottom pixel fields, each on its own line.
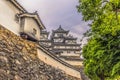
left=50, top=26, right=82, bottom=67
left=39, top=25, right=83, bottom=68
left=50, top=25, right=69, bottom=54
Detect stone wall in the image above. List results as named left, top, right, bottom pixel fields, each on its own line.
left=0, top=25, right=81, bottom=80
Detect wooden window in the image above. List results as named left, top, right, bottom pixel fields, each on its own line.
left=67, top=51, right=70, bottom=53
left=15, top=14, right=19, bottom=23
left=33, top=28, right=37, bottom=36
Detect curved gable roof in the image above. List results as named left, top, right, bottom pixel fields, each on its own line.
left=19, top=12, right=45, bottom=29
left=8, top=0, right=45, bottom=30
left=53, top=25, right=69, bottom=33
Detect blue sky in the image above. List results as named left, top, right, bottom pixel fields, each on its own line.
left=17, top=0, right=89, bottom=42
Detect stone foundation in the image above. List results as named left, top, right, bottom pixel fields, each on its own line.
left=0, top=25, right=81, bottom=80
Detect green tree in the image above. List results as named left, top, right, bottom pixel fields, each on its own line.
left=77, top=0, right=120, bottom=80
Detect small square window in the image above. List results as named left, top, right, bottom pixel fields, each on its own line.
left=15, top=14, right=19, bottom=23
left=33, top=28, right=37, bottom=35
left=67, top=51, right=70, bottom=53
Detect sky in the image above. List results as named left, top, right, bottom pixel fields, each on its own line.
left=17, top=0, right=89, bottom=42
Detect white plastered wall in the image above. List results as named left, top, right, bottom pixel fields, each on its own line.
left=24, top=17, right=40, bottom=40
left=0, top=0, right=21, bottom=35
left=61, top=52, right=80, bottom=56
left=61, top=59, right=83, bottom=66
left=37, top=48, right=82, bottom=79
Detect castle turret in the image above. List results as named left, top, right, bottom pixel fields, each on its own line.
left=39, top=30, right=52, bottom=50
left=39, top=25, right=82, bottom=68
left=51, top=25, right=69, bottom=43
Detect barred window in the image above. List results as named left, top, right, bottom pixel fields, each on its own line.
left=33, top=28, right=37, bottom=36
left=15, top=14, right=19, bottom=23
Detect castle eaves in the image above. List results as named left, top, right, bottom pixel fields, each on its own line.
left=8, top=0, right=27, bottom=13
left=19, top=13, right=45, bottom=30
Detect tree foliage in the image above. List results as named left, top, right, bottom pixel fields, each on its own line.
left=77, top=0, right=120, bottom=80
